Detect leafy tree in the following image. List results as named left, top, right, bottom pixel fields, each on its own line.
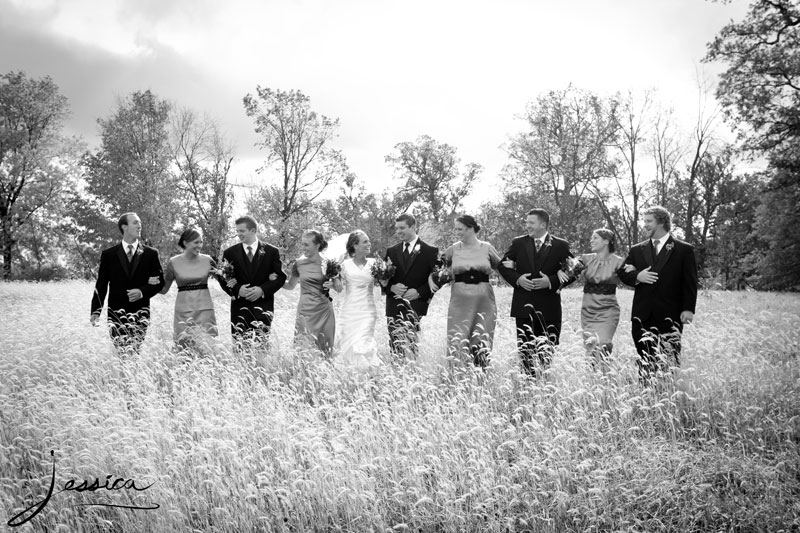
left=0, top=71, right=79, bottom=279
left=171, top=107, right=235, bottom=259
left=385, top=134, right=482, bottom=228
left=242, top=87, right=340, bottom=251
left=505, top=85, right=618, bottom=245
left=84, top=90, right=181, bottom=254
left=706, top=0, right=800, bottom=289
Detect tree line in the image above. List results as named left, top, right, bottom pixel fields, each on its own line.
left=1, top=0, right=797, bottom=290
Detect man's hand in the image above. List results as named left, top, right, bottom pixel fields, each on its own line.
left=126, top=288, right=143, bottom=302
left=148, top=276, right=160, bottom=285
left=390, top=283, right=407, bottom=296
left=245, top=286, right=264, bottom=302
left=516, top=274, right=536, bottom=291
left=636, top=267, right=658, bottom=285
left=531, top=271, right=551, bottom=290
left=680, top=310, right=694, bottom=325
left=238, top=284, right=253, bottom=299
left=404, top=288, right=420, bottom=301
left=90, top=313, right=100, bottom=327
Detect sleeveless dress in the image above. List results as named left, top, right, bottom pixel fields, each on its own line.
left=162, top=254, right=218, bottom=348
left=336, top=257, right=381, bottom=368
left=446, top=241, right=502, bottom=366
left=579, top=253, right=625, bottom=353
left=292, top=256, right=335, bottom=355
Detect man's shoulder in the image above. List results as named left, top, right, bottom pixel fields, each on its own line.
left=669, top=237, right=693, bottom=250
left=258, top=241, right=280, bottom=253
left=419, top=240, right=438, bottom=253
left=548, top=235, right=569, bottom=247
left=510, top=234, right=528, bottom=244
left=102, top=243, right=121, bottom=254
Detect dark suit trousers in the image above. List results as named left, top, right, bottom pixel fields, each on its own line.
left=631, top=317, right=683, bottom=381
left=515, top=311, right=561, bottom=376
left=108, top=308, right=150, bottom=355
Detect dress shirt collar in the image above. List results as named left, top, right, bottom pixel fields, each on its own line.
left=122, top=239, right=139, bottom=252
left=404, top=236, right=419, bottom=253
left=242, top=241, right=259, bottom=254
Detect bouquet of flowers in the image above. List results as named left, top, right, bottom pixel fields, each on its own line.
left=556, top=256, right=585, bottom=293
left=430, top=254, right=453, bottom=287
left=370, top=256, right=396, bottom=283
left=321, top=257, right=342, bottom=301
left=212, top=258, right=236, bottom=283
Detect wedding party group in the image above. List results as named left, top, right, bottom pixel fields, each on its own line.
left=90, top=206, right=698, bottom=382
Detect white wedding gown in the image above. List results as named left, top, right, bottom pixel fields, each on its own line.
left=336, top=258, right=381, bottom=368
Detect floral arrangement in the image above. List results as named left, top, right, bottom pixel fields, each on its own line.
left=370, top=256, right=396, bottom=283
left=212, top=258, right=236, bottom=283
left=321, top=257, right=342, bottom=301
left=556, top=256, right=585, bottom=293
left=431, top=253, right=453, bottom=287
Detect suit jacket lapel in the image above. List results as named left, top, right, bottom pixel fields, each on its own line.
left=406, top=241, right=422, bottom=272
left=537, top=235, right=552, bottom=268
left=644, top=241, right=656, bottom=269
left=655, top=236, right=674, bottom=271
left=116, top=244, right=132, bottom=278
left=250, top=242, right=264, bottom=277
left=524, top=237, right=536, bottom=273
left=129, top=245, right=143, bottom=277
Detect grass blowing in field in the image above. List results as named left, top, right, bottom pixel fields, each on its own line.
left=1, top=281, right=799, bottom=531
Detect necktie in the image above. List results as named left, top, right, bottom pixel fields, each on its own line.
left=404, top=243, right=410, bottom=257
left=247, top=246, right=254, bottom=262
left=534, top=239, right=542, bottom=252
left=653, top=239, right=661, bottom=255
left=126, top=244, right=134, bottom=262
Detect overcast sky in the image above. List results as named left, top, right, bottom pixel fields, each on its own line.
left=0, top=0, right=750, bottom=207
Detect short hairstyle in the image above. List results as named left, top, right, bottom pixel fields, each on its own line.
left=178, top=227, right=202, bottom=249
left=643, top=206, right=671, bottom=232
left=346, top=230, right=368, bottom=257
left=593, top=228, right=616, bottom=253
left=527, top=208, right=550, bottom=227
left=395, top=213, right=416, bottom=228
left=456, top=214, right=481, bottom=233
left=234, top=216, right=258, bottom=231
left=303, top=229, right=328, bottom=252
left=117, top=212, right=137, bottom=234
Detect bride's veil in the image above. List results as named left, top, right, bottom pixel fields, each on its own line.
left=323, top=233, right=350, bottom=263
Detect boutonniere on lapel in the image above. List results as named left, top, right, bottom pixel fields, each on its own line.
left=410, top=243, right=421, bottom=257
left=665, top=243, right=674, bottom=252
left=135, top=246, right=143, bottom=257
left=543, top=235, right=553, bottom=247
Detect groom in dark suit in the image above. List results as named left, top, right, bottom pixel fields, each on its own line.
left=499, top=208, right=574, bottom=376
left=220, top=216, right=286, bottom=344
left=383, top=213, right=439, bottom=359
left=90, top=212, right=165, bottom=354
left=618, top=206, right=698, bottom=383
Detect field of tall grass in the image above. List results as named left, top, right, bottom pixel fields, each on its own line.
left=1, top=281, right=799, bottom=532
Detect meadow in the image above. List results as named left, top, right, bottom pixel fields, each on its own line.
left=1, top=281, right=799, bottom=532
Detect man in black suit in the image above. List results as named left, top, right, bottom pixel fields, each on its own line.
left=90, top=212, right=165, bottom=354
left=382, top=213, right=439, bottom=359
left=220, top=216, right=286, bottom=344
left=498, top=208, right=574, bottom=376
left=618, top=206, right=698, bottom=383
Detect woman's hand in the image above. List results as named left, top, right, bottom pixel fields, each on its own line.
left=269, top=272, right=278, bottom=281
left=226, top=278, right=237, bottom=288
left=502, top=259, right=516, bottom=270
left=622, top=264, right=636, bottom=273
left=148, top=276, right=160, bottom=285
left=557, top=270, right=569, bottom=284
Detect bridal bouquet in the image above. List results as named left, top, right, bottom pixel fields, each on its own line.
left=212, top=258, right=236, bottom=283
left=556, top=256, right=585, bottom=293
left=431, top=254, right=453, bottom=287
left=370, top=256, right=396, bottom=283
left=321, top=257, right=342, bottom=301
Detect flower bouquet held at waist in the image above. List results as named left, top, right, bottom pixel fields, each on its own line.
left=431, top=254, right=453, bottom=287
left=556, top=256, right=585, bottom=293
left=370, top=256, right=396, bottom=283
left=212, top=258, right=236, bottom=283
left=321, top=257, right=342, bottom=301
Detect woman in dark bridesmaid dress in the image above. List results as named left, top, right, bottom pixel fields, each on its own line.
left=283, top=230, right=337, bottom=355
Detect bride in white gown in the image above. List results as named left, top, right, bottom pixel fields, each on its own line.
left=334, top=230, right=382, bottom=369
